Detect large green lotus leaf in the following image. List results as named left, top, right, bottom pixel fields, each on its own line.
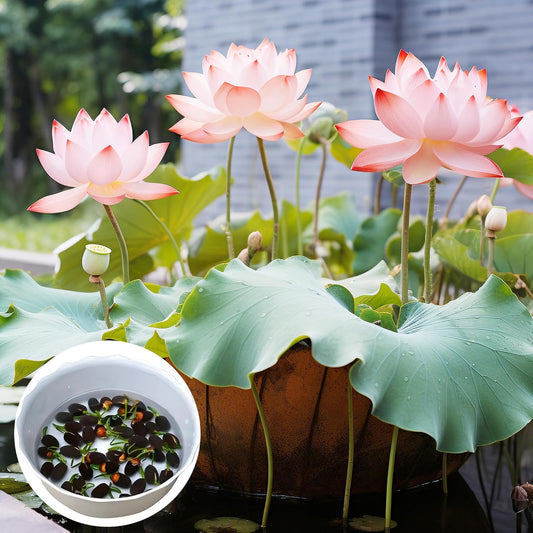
left=497, top=210, right=533, bottom=238
left=352, top=208, right=402, bottom=274
left=385, top=216, right=426, bottom=264
left=488, top=148, right=533, bottom=185
left=187, top=211, right=274, bottom=276
left=0, top=305, right=103, bottom=384
left=350, top=275, right=533, bottom=452
left=54, top=165, right=226, bottom=290
left=169, top=257, right=533, bottom=452
left=493, top=235, right=533, bottom=284
left=325, top=261, right=397, bottom=297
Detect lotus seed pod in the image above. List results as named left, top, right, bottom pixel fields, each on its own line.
left=82, top=244, right=111, bottom=276
left=477, top=194, right=493, bottom=218
left=485, top=206, right=507, bottom=233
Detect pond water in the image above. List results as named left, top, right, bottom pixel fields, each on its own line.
left=0, top=417, right=498, bottom=533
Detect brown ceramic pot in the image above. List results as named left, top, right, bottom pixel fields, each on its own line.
left=178, top=342, right=467, bottom=499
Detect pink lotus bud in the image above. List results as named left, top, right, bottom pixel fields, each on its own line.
left=485, top=206, right=507, bottom=233
left=247, top=231, right=263, bottom=252
left=82, top=244, right=111, bottom=276
left=477, top=195, right=493, bottom=218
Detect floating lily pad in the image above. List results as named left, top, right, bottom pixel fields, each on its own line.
left=194, top=516, right=260, bottom=533
left=349, top=514, right=397, bottom=531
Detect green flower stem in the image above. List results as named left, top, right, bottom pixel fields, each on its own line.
left=423, top=179, right=436, bottom=303
left=134, top=199, right=186, bottom=278
left=90, top=275, right=112, bottom=329
left=490, top=177, right=501, bottom=203
left=312, top=143, right=328, bottom=254
left=401, top=184, right=413, bottom=305
left=385, top=425, right=399, bottom=533
left=342, top=380, right=355, bottom=523
left=249, top=374, right=273, bottom=529
left=226, top=136, right=236, bottom=260
left=442, top=452, right=448, bottom=494
left=295, top=139, right=305, bottom=256
left=257, top=137, right=279, bottom=260
left=480, top=217, right=487, bottom=266
left=487, top=236, right=496, bottom=274
left=103, top=204, right=129, bottom=284
left=374, top=174, right=384, bottom=215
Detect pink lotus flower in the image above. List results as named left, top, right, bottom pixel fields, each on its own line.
left=336, top=50, right=521, bottom=184
left=166, top=38, right=321, bottom=143
left=499, top=107, right=533, bottom=200
left=29, top=109, right=177, bottom=213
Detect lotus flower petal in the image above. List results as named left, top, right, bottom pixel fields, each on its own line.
left=122, top=182, right=179, bottom=200
left=167, top=39, right=320, bottom=144
left=433, top=142, right=503, bottom=178
left=337, top=50, right=521, bottom=183
left=30, top=108, right=173, bottom=213
left=28, top=185, right=89, bottom=213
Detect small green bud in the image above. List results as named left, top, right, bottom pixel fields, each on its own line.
left=82, top=244, right=111, bottom=276
left=485, top=206, right=507, bottom=234
left=477, top=194, right=492, bottom=218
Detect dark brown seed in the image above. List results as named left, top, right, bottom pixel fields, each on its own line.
left=40, top=461, right=54, bottom=478
left=106, top=449, right=126, bottom=462
left=60, top=445, right=81, bottom=458
left=91, top=483, right=109, bottom=498
left=82, top=426, right=95, bottom=443
left=155, top=415, right=170, bottom=431
left=112, top=395, right=127, bottom=406
left=51, top=462, right=68, bottom=481
left=159, top=469, right=174, bottom=484
left=79, top=462, right=93, bottom=480
left=148, top=434, right=163, bottom=450
left=142, top=410, right=154, bottom=422
left=166, top=451, right=180, bottom=469
left=55, top=411, right=73, bottom=423
left=111, top=472, right=131, bottom=489
left=101, top=397, right=113, bottom=411
left=113, top=426, right=134, bottom=438
left=145, top=421, right=157, bottom=433
left=153, top=449, right=165, bottom=463
left=64, top=432, right=84, bottom=448
left=88, top=397, right=102, bottom=411
left=61, top=481, right=74, bottom=492
left=64, top=421, right=83, bottom=434
left=38, top=446, right=54, bottom=459
left=104, top=414, right=122, bottom=427
left=85, top=451, right=107, bottom=465
left=163, top=433, right=181, bottom=449
left=144, top=464, right=159, bottom=485
left=72, top=475, right=85, bottom=492
left=133, top=400, right=146, bottom=411
left=79, top=414, right=98, bottom=426
left=99, top=461, right=119, bottom=474
left=124, top=460, right=139, bottom=476
left=130, top=478, right=146, bottom=495
left=132, top=421, right=148, bottom=437
left=41, top=434, right=60, bottom=448
left=95, top=425, right=107, bottom=439
left=68, top=403, right=86, bottom=415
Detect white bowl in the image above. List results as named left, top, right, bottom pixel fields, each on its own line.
left=14, top=340, right=201, bottom=527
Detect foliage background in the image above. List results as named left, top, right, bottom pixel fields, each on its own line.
left=0, top=0, right=185, bottom=217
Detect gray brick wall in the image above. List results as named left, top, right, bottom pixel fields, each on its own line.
left=178, top=0, right=533, bottom=224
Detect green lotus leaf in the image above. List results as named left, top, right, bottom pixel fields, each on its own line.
left=488, top=148, right=533, bottom=185
left=382, top=165, right=404, bottom=186
left=328, top=261, right=398, bottom=297
left=352, top=208, right=402, bottom=274
left=169, top=257, right=533, bottom=452
left=278, top=200, right=313, bottom=258
left=385, top=217, right=426, bottom=264
left=497, top=210, right=533, bottom=238
left=285, top=136, right=320, bottom=155
left=328, top=134, right=362, bottom=168
left=54, top=165, right=226, bottom=290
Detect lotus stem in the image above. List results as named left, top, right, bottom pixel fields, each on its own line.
left=385, top=425, right=399, bottom=533
left=257, top=137, right=280, bottom=260
left=423, top=179, right=436, bottom=303
left=103, top=204, right=129, bottom=284
left=226, top=136, right=236, bottom=260
left=342, top=379, right=355, bottom=523
left=442, top=175, right=467, bottom=229
left=89, top=275, right=112, bottom=329
left=490, top=177, right=501, bottom=203
left=250, top=374, right=273, bottom=529
left=374, top=174, right=384, bottom=215
left=401, top=184, right=412, bottom=305
left=295, top=138, right=305, bottom=256
left=442, top=452, right=448, bottom=494
left=312, top=142, right=328, bottom=254
left=487, top=236, right=496, bottom=274
left=134, top=199, right=186, bottom=278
